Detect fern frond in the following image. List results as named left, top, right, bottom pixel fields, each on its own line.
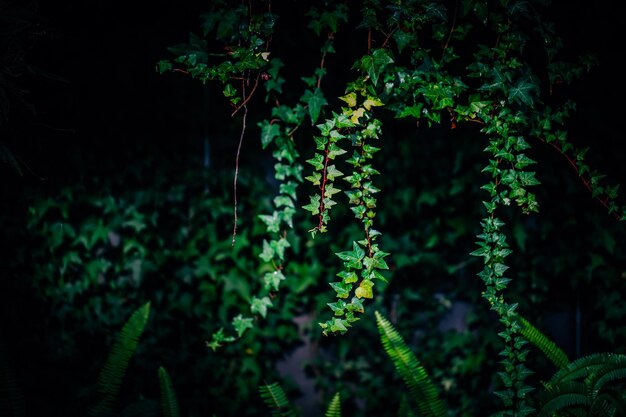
left=158, top=367, right=181, bottom=417
left=325, top=392, right=341, bottom=417
left=375, top=311, right=447, bottom=417
left=537, top=381, right=590, bottom=417
left=259, top=382, right=295, bottom=417
left=90, top=302, right=151, bottom=416
left=591, top=392, right=621, bottom=417
left=518, top=316, right=569, bottom=369
left=549, top=353, right=621, bottom=386
left=587, top=354, right=626, bottom=391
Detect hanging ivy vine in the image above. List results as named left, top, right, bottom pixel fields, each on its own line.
left=157, top=0, right=626, bottom=414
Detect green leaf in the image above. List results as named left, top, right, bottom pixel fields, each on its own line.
left=259, top=212, right=280, bottom=233
left=303, top=194, right=321, bottom=216
left=302, top=88, right=327, bottom=124
left=356, top=48, right=394, bottom=86
left=326, top=165, right=344, bottom=181
left=263, top=270, right=286, bottom=291
left=363, top=96, right=384, bottom=110
left=260, top=239, right=274, bottom=262
left=509, top=77, right=538, bottom=107
left=250, top=296, right=273, bottom=318
left=327, top=142, right=346, bottom=159
left=279, top=182, right=298, bottom=200
left=355, top=279, right=374, bottom=299
left=337, top=270, right=358, bottom=284
left=329, top=281, right=351, bottom=299
left=306, top=153, right=325, bottom=171
left=259, top=121, right=281, bottom=149
left=339, top=92, right=357, bottom=107
left=232, top=314, right=254, bottom=338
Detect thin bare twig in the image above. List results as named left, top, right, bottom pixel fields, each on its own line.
left=232, top=86, right=249, bottom=246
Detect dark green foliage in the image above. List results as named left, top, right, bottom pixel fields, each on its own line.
left=375, top=311, right=447, bottom=417
left=90, top=302, right=151, bottom=416
left=518, top=316, right=569, bottom=369
left=538, top=353, right=626, bottom=416
left=158, top=367, right=180, bottom=417
left=259, top=382, right=295, bottom=417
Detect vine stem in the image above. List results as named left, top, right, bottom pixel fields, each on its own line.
left=316, top=32, right=334, bottom=89
left=231, top=75, right=260, bottom=117
left=318, top=141, right=331, bottom=231
left=536, top=137, right=620, bottom=219
left=232, top=96, right=248, bottom=246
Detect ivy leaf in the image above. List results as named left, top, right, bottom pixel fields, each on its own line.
left=508, top=78, right=538, bottom=107
left=232, top=314, right=254, bottom=338
left=259, top=120, right=281, bottom=149
left=339, top=92, right=357, bottom=107
left=273, top=195, right=294, bottom=208
left=326, top=165, right=344, bottom=181
left=350, top=108, right=366, bottom=124
left=493, top=263, right=509, bottom=277
left=356, top=48, right=394, bottom=86
left=305, top=172, right=322, bottom=186
left=279, top=182, right=298, bottom=200
left=328, top=300, right=347, bottom=316
left=363, top=97, right=384, bottom=110
left=354, top=279, right=374, bottom=299
left=302, top=88, right=327, bottom=125
left=250, top=296, right=273, bottom=318
left=324, top=183, right=341, bottom=198
left=396, top=104, right=422, bottom=119
left=346, top=297, right=364, bottom=313
left=337, top=270, right=358, bottom=284
left=258, top=212, right=280, bottom=233
left=271, top=238, right=291, bottom=261
left=259, top=239, right=274, bottom=262
left=303, top=194, right=321, bottom=216
left=329, top=282, right=351, bottom=298
left=314, top=136, right=327, bottom=150
left=327, top=143, right=346, bottom=159
left=263, top=270, right=286, bottom=291
left=306, top=153, right=325, bottom=171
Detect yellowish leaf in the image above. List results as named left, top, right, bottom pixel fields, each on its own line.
left=350, top=108, right=366, bottom=124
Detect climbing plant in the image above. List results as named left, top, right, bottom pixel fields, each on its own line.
left=155, top=0, right=626, bottom=415
left=4, top=0, right=625, bottom=417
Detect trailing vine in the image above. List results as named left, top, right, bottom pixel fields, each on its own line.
left=159, top=0, right=349, bottom=349
left=154, top=0, right=626, bottom=414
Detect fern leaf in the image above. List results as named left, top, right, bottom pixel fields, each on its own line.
left=375, top=311, right=447, bottom=417
left=586, top=354, right=626, bottom=397
left=591, top=388, right=626, bottom=417
left=537, top=381, right=590, bottom=417
left=518, top=316, right=569, bottom=369
left=549, top=353, right=624, bottom=386
left=158, top=367, right=181, bottom=417
left=90, top=302, right=151, bottom=416
left=325, top=392, right=341, bottom=417
left=259, top=382, right=295, bottom=417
